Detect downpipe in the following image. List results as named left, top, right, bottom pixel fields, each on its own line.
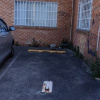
left=96, top=22, right=100, bottom=51
left=88, top=22, right=100, bottom=56
left=70, top=0, right=74, bottom=42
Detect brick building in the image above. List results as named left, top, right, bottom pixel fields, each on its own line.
left=0, top=0, right=100, bottom=58
left=0, top=0, right=72, bottom=46
left=72, top=0, right=100, bottom=58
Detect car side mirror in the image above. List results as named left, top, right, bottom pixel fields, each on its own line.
left=9, top=26, right=15, bottom=31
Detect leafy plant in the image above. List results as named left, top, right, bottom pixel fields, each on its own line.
left=61, top=38, right=68, bottom=44
left=68, top=42, right=74, bottom=50
left=75, top=46, right=80, bottom=56
left=91, top=57, right=100, bottom=78
left=31, top=38, right=41, bottom=47
left=85, top=59, right=88, bottom=65
left=43, top=43, right=50, bottom=47
left=79, top=53, right=84, bottom=60
left=73, top=46, right=84, bottom=60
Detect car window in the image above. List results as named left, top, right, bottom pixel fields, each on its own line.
left=0, top=20, right=8, bottom=32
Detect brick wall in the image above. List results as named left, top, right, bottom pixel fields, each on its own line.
left=91, top=0, right=100, bottom=57
left=0, top=0, right=72, bottom=47
left=0, top=0, right=14, bottom=26
left=72, top=0, right=100, bottom=58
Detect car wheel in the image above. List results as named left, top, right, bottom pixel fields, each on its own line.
left=9, top=45, right=14, bottom=58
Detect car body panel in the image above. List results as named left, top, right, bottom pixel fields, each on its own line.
left=0, top=18, right=14, bottom=64
left=0, top=32, right=7, bottom=62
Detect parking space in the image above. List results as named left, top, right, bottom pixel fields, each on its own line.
left=0, top=46, right=100, bottom=100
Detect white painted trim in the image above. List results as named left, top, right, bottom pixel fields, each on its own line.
left=0, top=52, right=21, bottom=79
left=14, top=1, right=58, bottom=27
left=70, top=0, right=74, bottom=41
left=77, top=0, right=93, bottom=30
left=96, top=23, right=100, bottom=51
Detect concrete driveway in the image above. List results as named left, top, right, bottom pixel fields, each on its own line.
left=0, top=46, right=100, bottom=100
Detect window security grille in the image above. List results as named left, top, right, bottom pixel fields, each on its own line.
left=14, top=1, right=57, bottom=27
left=77, top=0, right=92, bottom=30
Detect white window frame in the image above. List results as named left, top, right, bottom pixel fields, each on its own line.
left=14, top=1, right=58, bottom=28
left=77, top=0, right=93, bottom=30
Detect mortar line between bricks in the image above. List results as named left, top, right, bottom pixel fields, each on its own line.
left=0, top=52, right=21, bottom=79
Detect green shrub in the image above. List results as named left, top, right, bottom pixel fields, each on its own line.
left=61, top=38, right=68, bottom=44
left=79, top=53, right=84, bottom=60
left=31, top=38, right=41, bottom=47
left=68, top=42, right=74, bottom=50
left=44, top=43, right=50, bottom=47
left=75, top=46, right=80, bottom=56
left=91, top=57, right=100, bottom=78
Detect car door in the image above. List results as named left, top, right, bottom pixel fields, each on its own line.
left=0, top=26, right=4, bottom=62
left=0, top=19, right=9, bottom=62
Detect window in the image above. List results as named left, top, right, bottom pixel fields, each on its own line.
left=0, top=20, right=8, bottom=32
left=14, top=1, right=58, bottom=27
left=77, top=0, right=92, bottom=30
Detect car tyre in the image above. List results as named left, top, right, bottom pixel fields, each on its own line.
left=9, top=45, right=14, bottom=58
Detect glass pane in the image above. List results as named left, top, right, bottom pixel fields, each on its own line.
left=78, top=0, right=92, bottom=30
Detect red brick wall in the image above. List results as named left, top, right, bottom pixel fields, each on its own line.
left=91, top=0, right=100, bottom=57
left=0, top=0, right=14, bottom=26
left=0, top=0, right=72, bottom=47
left=72, top=0, right=100, bottom=58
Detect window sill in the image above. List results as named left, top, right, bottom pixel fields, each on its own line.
left=76, top=29, right=90, bottom=35
left=15, top=25, right=57, bottom=30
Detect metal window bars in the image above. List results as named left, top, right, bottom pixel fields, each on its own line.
left=78, top=0, right=93, bottom=30
left=14, top=1, right=58, bottom=27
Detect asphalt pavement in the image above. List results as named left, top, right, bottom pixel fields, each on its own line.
left=0, top=46, right=100, bottom=100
